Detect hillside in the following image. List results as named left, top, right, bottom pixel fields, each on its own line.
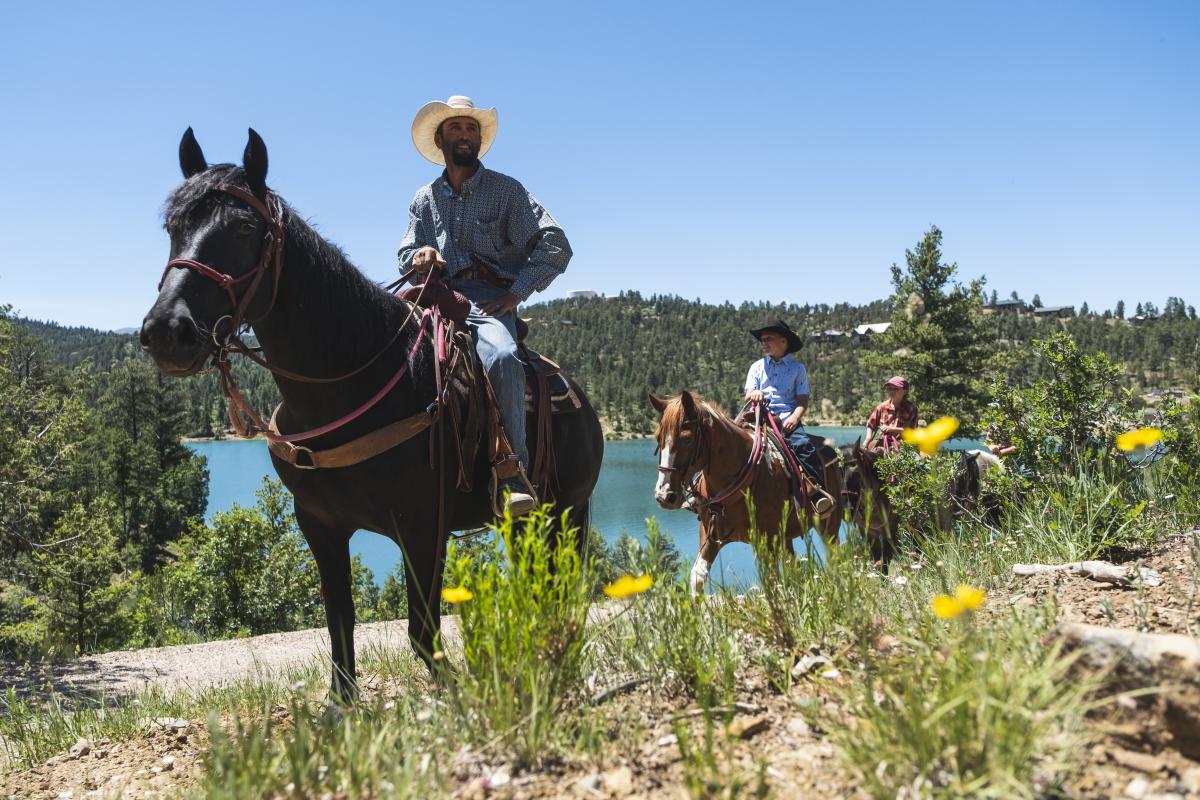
left=16, top=291, right=1199, bottom=437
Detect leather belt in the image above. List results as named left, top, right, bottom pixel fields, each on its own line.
left=452, top=262, right=514, bottom=289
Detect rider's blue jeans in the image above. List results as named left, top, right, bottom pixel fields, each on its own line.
left=783, top=422, right=825, bottom=488
left=450, top=278, right=528, bottom=483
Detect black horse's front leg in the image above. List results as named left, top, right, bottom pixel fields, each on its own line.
left=297, top=509, right=357, bottom=704
left=403, top=521, right=446, bottom=674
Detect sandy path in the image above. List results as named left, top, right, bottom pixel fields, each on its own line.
left=0, top=618, right=452, bottom=701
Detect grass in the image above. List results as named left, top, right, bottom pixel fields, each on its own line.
left=1, top=453, right=1193, bottom=798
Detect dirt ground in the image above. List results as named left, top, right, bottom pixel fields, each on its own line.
left=3, top=533, right=1198, bottom=799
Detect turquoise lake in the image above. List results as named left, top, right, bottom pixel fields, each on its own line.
left=187, top=428, right=981, bottom=587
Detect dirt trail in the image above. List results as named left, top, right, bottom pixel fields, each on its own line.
left=2, top=619, right=431, bottom=702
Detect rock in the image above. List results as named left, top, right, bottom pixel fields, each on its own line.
left=161, top=755, right=176, bottom=771
left=786, top=717, right=811, bottom=737
left=69, top=738, right=91, bottom=758
left=1125, top=776, right=1150, bottom=799
left=1013, top=561, right=1162, bottom=587
left=656, top=733, right=677, bottom=747
left=729, top=715, right=770, bottom=740
left=1182, top=767, right=1200, bottom=795
left=791, top=654, right=831, bottom=679
left=1109, top=749, right=1164, bottom=774
left=602, top=765, right=634, bottom=794
left=153, top=717, right=189, bottom=732
left=573, top=773, right=603, bottom=795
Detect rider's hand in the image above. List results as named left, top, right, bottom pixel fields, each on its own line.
left=745, top=390, right=765, bottom=405
left=411, top=246, right=446, bottom=273
left=479, top=292, right=520, bottom=316
left=782, top=416, right=799, bottom=435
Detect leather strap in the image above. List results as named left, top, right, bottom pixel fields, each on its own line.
left=266, top=405, right=436, bottom=469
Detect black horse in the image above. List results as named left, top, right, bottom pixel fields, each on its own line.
left=141, top=129, right=604, bottom=702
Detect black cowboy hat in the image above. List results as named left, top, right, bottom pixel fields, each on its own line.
left=749, top=318, right=803, bottom=354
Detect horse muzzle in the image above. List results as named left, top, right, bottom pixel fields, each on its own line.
left=140, top=309, right=210, bottom=376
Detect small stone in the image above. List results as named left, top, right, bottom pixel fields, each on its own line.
left=791, top=654, right=831, bottom=679
left=786, top=717, right=811, bottom=737
left=1125, top=776, right=1150, bottom=799
left=730, top=715, right=770, bottom=740
left=69, top=738, right=91, bottom=758
left=153, top=717, right=189, bottom=732
left=574, top=773, right=603, bottom=795
left=820, top=668, right=842, bottom=680
left=1183, top=767, right=1200, bottom=795
left=602, top=765, right=634, bottom=794
left=656, top=733, right=678, bottom=747
left=1110, top=749, right=1164, bottom=774
left=161, top=755, right=176, bottom=771
left=485, top=767, right=510, bottom=788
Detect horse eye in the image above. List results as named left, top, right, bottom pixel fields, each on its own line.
left=238, top=221, right=256, bottom=235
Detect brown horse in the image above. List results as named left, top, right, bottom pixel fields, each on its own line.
left=649, top=391, right=843, bottom=594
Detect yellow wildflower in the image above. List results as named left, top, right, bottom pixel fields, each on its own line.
left=603, top=574, right=653, bottom=599
left=1115, top=427, right=1163, bottom=452
left=902, top=416, right=960, bottom=455
left=441, top=586, right=473, bottom=604
left=931, top=584, right=986, bottom=618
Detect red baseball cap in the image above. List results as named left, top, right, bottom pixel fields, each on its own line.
left=883, top=376, right=909, bottom=390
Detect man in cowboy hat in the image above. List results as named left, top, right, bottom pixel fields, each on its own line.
left=744, top=318, right=835, bottom=517
left=397, top=96, right=572, bottom=515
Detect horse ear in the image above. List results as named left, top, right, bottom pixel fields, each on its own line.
left=179, top=127, right=207, bottom=178
left=679, top=390, right=698, bottom=419
left=243, top=128, right=269, bottom=198
left=648, top=393, right=668, bottom=414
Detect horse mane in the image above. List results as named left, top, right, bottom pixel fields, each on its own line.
left=655, top=392, right=745, bottom=448
left=163, top=165, right=408, bottom=367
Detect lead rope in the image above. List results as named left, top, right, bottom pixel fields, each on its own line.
left=763, top=411, right=815, bottom=523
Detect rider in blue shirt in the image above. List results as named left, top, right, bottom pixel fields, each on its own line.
left=744, top=319, right=834, bottom=517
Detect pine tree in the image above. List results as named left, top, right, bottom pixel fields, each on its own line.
left=862, top=226, right=996, bottom=434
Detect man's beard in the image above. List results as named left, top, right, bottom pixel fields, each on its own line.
left=450, top=148, right=479, bottom=167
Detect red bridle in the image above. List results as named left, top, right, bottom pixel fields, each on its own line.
left=657, top=402, right=766, bottom=509
left=158, top=184, right=286, bottom=339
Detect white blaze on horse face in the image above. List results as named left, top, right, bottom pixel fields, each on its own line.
left=655, top=436, right=675, bottom=505
left=689, top=553, right=711, bottom=596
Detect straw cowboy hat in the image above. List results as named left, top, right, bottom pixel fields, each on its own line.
left=749, top=318, right=804, bottom=354
left=411, top=95, right=498, bottom=165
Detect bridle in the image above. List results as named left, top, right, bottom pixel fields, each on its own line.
left=159, top=184, right=286, bottom=340
left=155, top=183, right=431, bottom=443
left=657, top=402, right=767, bottom=510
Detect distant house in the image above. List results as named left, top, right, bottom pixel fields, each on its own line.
left=1130, top=314, right=1159, bottom=326
left=852, top=322, right=891, bottom=343
left=566, top=290, right=599, bottom=300
left=982, top=298, right=1028, bottom=315
left=1033, top=305, right=1075, bottom=319
left=809, top=329, right=847, bottom=343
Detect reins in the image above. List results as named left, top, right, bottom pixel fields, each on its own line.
left=658, top=402, right=767, bottom=510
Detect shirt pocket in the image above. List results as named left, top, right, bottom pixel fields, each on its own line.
left=471, top=216, right=503, bottom=259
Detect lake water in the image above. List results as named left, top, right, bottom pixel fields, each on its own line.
left=187, top=427, right=980, bottom=588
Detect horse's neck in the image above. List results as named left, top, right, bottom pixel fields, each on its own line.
left=250, top=224, right=420, bottom=421
left=702, top=414, right=755, bottom=484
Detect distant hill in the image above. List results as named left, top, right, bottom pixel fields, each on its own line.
left=13, top=292, right=1198, bottom=436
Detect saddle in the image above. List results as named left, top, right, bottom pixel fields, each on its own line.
left=401, top=279, right=581, bottom=510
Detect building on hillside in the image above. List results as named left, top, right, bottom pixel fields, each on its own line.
left=852, top=322, right=891, bottom=343
left=1141, top=389, right=1188, bottom=406
left=1032, top=305, right=1075, bottom=319
left=983, top=298, right=1029, bottom=315
left=1130, top=314, right=1159, bottom=326
left=566, top=290, right=599, bottom=300
left=809, top=329, right=847, bottom=343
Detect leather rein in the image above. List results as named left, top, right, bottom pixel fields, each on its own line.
left=158, top=183, right=437, bottom=465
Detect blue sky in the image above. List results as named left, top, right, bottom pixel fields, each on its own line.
left=2, top=0, right=1197, bottom=330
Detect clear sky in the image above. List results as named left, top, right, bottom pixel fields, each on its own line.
left=2, top=0, right=1197, bottom=331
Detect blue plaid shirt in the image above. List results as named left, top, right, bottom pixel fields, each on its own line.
left=397, top=165, right=572, bottom=301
